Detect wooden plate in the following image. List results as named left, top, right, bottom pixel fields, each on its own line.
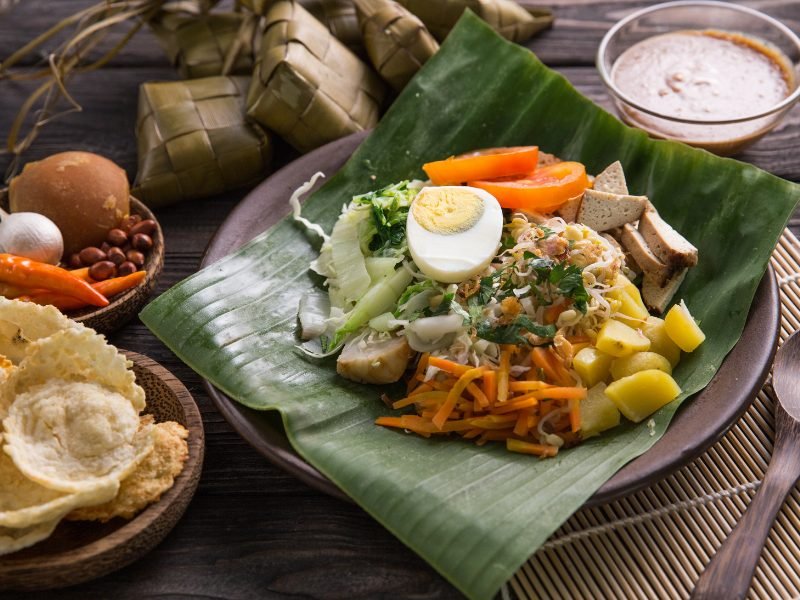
left=70, top=197, right=164, bottom=335
left=0, top=351, right=204, bottom=591
left=200, top=131, right=780, bottom=506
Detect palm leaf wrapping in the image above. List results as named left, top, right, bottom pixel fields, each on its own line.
left=133, top=76, right=272, bottom=207
left=246, top=0, right=386, bottom=153
left=148, top=11, right=258, bottom=79
left=300, top=0, right=363, bottom=54
left=397, top=0, right=553, bottom=42
left=354, top=0, right=438, bottom=91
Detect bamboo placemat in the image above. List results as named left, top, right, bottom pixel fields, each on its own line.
left=511, top=229, right=800, bottom=600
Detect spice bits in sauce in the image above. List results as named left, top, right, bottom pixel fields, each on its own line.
left=610, top=30, right=795, bottom=154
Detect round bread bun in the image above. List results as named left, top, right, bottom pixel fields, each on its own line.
left=9, top=151, right=130, bottom=256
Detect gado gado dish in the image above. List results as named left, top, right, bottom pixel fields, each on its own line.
left=0, top=299, right=188, bottom=556
left=295, top=147, right=705, bottom=456
left=0, top=152, right=158, bottom=316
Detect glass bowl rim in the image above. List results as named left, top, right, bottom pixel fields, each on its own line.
left=596, top=0, right=800, bottom=125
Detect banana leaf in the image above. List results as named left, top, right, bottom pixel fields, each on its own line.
left=140, top=12, right=800, bottom=600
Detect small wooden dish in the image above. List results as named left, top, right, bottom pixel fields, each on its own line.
left=70, top=196, right=165, bottom=334
left=0, top=351, right=204, bottom=592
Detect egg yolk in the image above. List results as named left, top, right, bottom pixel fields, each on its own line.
left=411, top=188, right=484, bottom=234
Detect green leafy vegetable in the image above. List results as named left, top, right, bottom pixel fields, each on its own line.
left=353, top=180, right=418, bottom=257
left=476, top=314, right=556, bottom=344
left=141, top=13, right=800, bottom=600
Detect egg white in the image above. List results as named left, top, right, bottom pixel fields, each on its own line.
left=406, top=186, right=503, bottom=283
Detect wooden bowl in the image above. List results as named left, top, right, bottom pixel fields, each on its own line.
left=70, top=197, right=164, bottom=334
left=0, top=351, right=204, bottom=592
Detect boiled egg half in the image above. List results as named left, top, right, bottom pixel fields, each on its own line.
left=407, top=185, right=503, bottom=283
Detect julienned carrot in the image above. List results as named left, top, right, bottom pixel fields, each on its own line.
left=432, top=367, right=485, bottom=430
left=482, top=370, right=496, bottom=404
left=0, top=254, right=107, bottom=307
left=531, top=347, right=561, bottom=384
left=497, top=347, right=511, bottom=402
left=569, top=397, right=581, bottom=433
left=428, top=355, right=472, bottom=376
left=506, top=439, right=559, bottom=457
left=407, top=353, right=429, bottom=393
left=378, top=346, right=587, bottom=457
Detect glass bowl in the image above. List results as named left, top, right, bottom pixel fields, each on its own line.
left=597, top=1, right=800, bottom=155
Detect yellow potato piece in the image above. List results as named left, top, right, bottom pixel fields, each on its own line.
left=610, top=351, right=672, bottom=381
left=596, top=319, right=651, bottom=358
left=664, top=300, right=706, bottom=352
left=580, top=383, right=620, bottom=438
left=573, top=347, right=613, bottom=387
left=605, top=369, right=682, bottom=423
left=608, top=274, right=649, bottom=326
left=641, top=316, right=681, bottom=367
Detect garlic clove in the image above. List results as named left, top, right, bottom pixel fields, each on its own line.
left=0, top=212, right=64, bottom=265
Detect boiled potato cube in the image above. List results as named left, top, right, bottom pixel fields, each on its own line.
left=580, top=383, right=621, bottom=438
left=573, top=347, right=613, bottom=387
left=596, top=319, right=651, bottom=358
left=614, top=289, right=650, bottom=328
left=605, top=369, right=681, bottom=423
left=664, top=300, right=706, bottom=352
left=641, top=316, right=681, bottom=367
left=610, top=351, right=672, bottom=380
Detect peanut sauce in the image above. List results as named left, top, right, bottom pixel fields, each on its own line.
left=611, top=30, right=794, bottom=154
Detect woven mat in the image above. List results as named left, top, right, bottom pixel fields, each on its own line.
left=511, top=229, right=800, bottom=600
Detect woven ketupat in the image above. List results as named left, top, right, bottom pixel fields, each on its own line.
left=246, top=0, right=385, bottom=153
left=134, top=76, right=272, bottom=207
left=355, top=0, right=438, bottom=91
left=396, top=0, right=553, bottom=43
left=301, top=0, right=362, bottom=53
left=149, top=12, right=257, bottom=79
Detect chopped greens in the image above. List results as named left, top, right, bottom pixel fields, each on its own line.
left=476, top=314, right=556, bottom=345
left=353, top=181, right=418, bottom=257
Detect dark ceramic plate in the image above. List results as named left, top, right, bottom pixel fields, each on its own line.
left=201, top=132, right=780, bottom=506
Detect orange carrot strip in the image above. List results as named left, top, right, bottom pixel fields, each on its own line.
left=407, top=352, right=430, bottom=393
left=392, top=391, right=448, bottom=409
left=513, top=411, right=530, bottom=437
left=506, top=439, right=559, bottom=457
left=375, top=416, right=405, bottom=429
left=468, top=414, right=517, bottom=429
left=432, top=367, right=485, bottom=430
left=531, top=347, right=561, bottom=384
left=546, top=347, right=575, bottom=386
left=462, top=428, right=483, bottom=439
left=569, top=397, right=581, bottom=433
left=409, top=383, right=434, bottom=397
left=482, top=370, right=497, bottom=405
left=491, top=395, right=539, bottom=414
left=508, top=380, right=554, bottom=392
left=428, top=356, right=472, bottom=377
left=497, top=347, right=511, bottom=402
left=429, top=377, right=459, bottom=392
left=466, top=382, right=489, bottom=408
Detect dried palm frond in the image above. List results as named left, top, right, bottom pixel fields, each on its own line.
left=246, top=0, right=385, bottom=153
left=354, top=0, right=437, bottom=91
left=0, top=0, right=168, bottom=180
left=134, top=76, right=272, bottom=207
left=149, top=11, right=258, bottom=78
left=396, top=0, right=553, bottom=43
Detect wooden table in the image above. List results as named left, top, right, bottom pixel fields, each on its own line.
left=1, top=2, right=798, bottom=598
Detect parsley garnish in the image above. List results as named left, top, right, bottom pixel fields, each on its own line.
left=476, top=315, right=556, bottom=345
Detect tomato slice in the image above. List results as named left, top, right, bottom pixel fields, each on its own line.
left=422, top=146, right=539, bottom=185
left=469, top=162, right=589, bottom=212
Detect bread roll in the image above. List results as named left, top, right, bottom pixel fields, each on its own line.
left=9, top=152, right=130, bottom=256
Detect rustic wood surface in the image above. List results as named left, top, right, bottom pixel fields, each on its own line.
left=0, top=1, right=798, bottom=598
